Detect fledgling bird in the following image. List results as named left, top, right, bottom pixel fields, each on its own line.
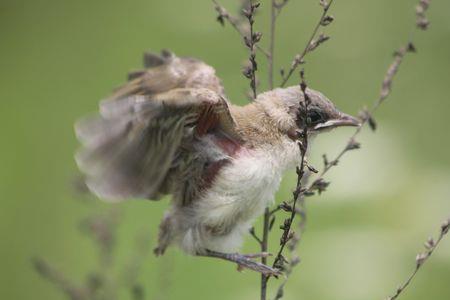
left=75, top=50, right=359, bottom=273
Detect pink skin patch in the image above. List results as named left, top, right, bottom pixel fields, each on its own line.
left=200, top=133, right=247, bottom=190
left=202, top=159, right=230, bottom=190
left=194, top=104, right=250, bottom=189
left=213, top=134, right=242, bottom=156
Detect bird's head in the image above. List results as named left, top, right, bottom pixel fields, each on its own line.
left=257, top=86, right=360, bottom=139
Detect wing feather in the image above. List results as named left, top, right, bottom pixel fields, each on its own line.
left=75, top=51, right=236, bottom=201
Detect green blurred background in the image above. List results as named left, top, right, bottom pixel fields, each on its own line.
left=1, top=0, right=450, bottom=299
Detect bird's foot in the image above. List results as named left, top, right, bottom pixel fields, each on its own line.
left=199, top=250, right=281, bottom=276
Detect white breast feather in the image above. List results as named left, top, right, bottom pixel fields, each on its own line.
left=180, top=138, right=301, bottom=254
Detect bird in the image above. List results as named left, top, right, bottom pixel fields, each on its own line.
left=75, top=50, right=359, bottom=274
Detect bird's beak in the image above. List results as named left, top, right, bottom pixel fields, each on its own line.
left=313, top=113, right=360, bottom=131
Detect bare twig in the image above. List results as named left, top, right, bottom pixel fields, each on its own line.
left=121, top=230, right=152, bottom=288
left=266, top=4, right=336, bottom=299
left=271, top=41, right=416, bottom=298
left=271, top=1, right=432, bottom=298
left=261, top=2, right=290, bottom=297
left=241, top=2, right=262, bottom=99
left=155, top=253, right=174, bottom=300
left=385, top=218, right=450, bottom=300
left=280, top=0, right=335, bottom=87
left=268, top=0, right=276, bottom=90
left=272, top=203, right=306, bottom=300
left=268, top=0, right=290, bottom=89
left=121, top=231, right=153, bottom=300
left=305, top=43, right=414, bottom=193
left=34, top=206, right=153, bottom=300
left=79, top=208, right=121, bottom=269
left=305, top=0, right=431, bottom=196
left=32, top=258, right=89, bottom=300
left=260, top=207, right=271, bottom=300
left=275, top=40, right=412, bottom=300
left=250, top=226, right=263, bottom=246
left=262, top=70, right=312, bottom=297
left=416, top=0, right=431, bottom=30
left=274, top=70, right=311, bottom=266
left=213, top=0, right=270, bottom=58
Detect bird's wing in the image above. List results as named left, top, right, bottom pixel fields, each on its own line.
left=75, top=51, right=237, bottom=201
left=111, top=49, right=225, bottom=100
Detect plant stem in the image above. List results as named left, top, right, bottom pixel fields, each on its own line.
left=260, top=207, right=270, bottom=300
left=268, top=0, right=276, bottom=90
left=280, top=0, right=334, bottom=87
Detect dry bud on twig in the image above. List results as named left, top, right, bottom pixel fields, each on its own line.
left=416, top=0, right=431, bottom=30
left=321, top=15, right=334, bottom=26
left=273, top=2, right=434, bottom=297
left=380, top=42, right=416, bottom=102
left=34, top=207, right=153, bottom=300
left=346, top=138, right=361, bottom=151
left=385, top=217, right=449, bottom=300
left=319, top=0, right=329, bottom=9
left=358, top=107, right=377, bottom=131
left=213, top=0, right=270, bottom=59
left=441, top=219, right=449, bottom=234
left=269, top=69, right=311, bottom=285
left=307, top=33, right=330, bottom=52
left=280, top=0, right=335, bottom=87
left=242, top=2, right=261, bottom=99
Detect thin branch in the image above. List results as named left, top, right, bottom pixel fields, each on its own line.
left=262, top=1, right=290, bottom=294
left=416, top=0, right=431, bottom=30
left=213, top=0, right=270, bottom=58
left=305, top=0, right=430, bottom=195
left=270, top=41, right=416, bottom=298
left=273, top=70, right=310, bottom=267
left=260, top=208, right=271, bottom=300
left=79, top=208, right=121, bottom=269
left=263, top=2, right=278, bottom=290
left=241, top=2, right=262, bottom=99
left=385, top=218, right=449, bottom=300
left=273, top=28, right=421, bottom=300
left=280, top=0, right=335, bottom=87
left=249, top=226, right=263, bottom=246
left=268, top=0, right=276, bottom=90
left=271, top=1, right=432, bottom=298
left=121, top=230, right=152, bottom=287
left=32, top=258, right=89, bottom=300
left=263, top=71, right=312, bottom=297
left=267, top=0, right=289, bottom=89
left=273, top=205, right=304, bottom=300
left=34, top=206, right=152, bottom=300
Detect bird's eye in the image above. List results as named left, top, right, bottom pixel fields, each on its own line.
left=307, top=110, right=324, bottom=125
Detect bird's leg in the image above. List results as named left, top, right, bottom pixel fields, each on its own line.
left=198, top=250, right=281, bottom=276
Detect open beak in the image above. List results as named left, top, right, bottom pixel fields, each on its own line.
left=313, top=113, right=360, bottom=131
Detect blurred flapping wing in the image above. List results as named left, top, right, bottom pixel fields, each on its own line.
left=75, top=51, right=236, bottom=201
